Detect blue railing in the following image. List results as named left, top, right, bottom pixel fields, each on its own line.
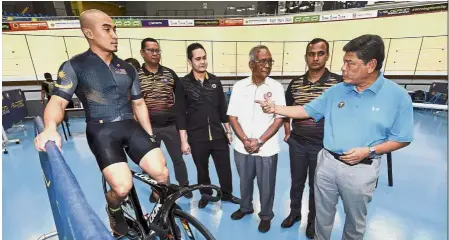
left=34, top=117, right=114, bottom=240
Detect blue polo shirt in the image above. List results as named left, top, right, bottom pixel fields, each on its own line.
left=304, top=73, right=414, bottom=154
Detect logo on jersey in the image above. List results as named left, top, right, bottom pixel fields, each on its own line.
left=115, top=68, right=127, bottom=75
left=54, top=71, right=73, bottom=89
left=211, top=84, right=216, bottom=88
left=338, top=101, right=345, bottom=108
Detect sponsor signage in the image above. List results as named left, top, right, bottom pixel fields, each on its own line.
left=378, top=7, right=410, bottom=16
left=293, top=15, right=320, bottom=23
left=268, top=16, right=293, bottom=24
left=244, top=17, right=269, bottom=25
left=2, top=23, right=11, bottom=31
left=194, top=19, right=219, bottom=26
left=168, top=19, right=194, bottom=27
left=410, top=3, right=448, bottom=14
left=114, top=20, right=142, bottom=28
left=352, top=10, right=378, bottom=19
left=9, top=21, right=48, bottom=31
left=141, top=20, right=169, bottom=27
left=47, top=20, right=80, bottom=29
left=320, top=13, right=353, bottom=22
left=219, top=18, right=244, bottom=26
left=2, top=90, right=27, bottom=130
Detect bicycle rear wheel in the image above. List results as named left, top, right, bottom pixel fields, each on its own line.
left=171, top=209, right=215, bottom=240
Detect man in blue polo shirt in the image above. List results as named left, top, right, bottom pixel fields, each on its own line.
left=256, top=34, right=413, bottom=239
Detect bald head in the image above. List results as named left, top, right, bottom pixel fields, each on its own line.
left=80, top=9, right=110, bottom=29
left=79, top=9, right=118, bottom=53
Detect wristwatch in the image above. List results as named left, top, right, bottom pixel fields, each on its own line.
left=368, top=146, right=376, bottom=158
left=257, top=138, right=264, bottom=146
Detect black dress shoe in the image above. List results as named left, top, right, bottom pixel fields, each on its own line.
left=258, top=220, right=271, bottom=233
left=198, top=198, right=209, bottom=208
left=230, top=209, right=254, bottom=220
left=221, top=194, right=241, bottom=204
left=306, top=220, right=315, bottom=239
left=281, top=214, right=301, bottom=228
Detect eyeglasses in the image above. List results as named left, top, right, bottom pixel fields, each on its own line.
left=144, top=49, right=162, bottom=55
left=254, top=59, right=275, bottom=67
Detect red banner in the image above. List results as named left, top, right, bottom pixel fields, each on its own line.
left=9, top=21, right=48, bottom=31
left=219, top=18, right=244, bottom=26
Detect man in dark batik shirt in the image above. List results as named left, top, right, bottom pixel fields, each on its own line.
left=282, top=38, right=342, bottom=239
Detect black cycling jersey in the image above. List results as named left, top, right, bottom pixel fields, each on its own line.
left=52, top=49, right=142, bottom=123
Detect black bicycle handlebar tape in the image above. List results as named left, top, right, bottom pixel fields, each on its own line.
left=148, top=223, right=169, bottom=237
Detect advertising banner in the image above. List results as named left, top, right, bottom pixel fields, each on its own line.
left=2, top=89, right=27, bottom=129
left=410, top=3, right=448, bottom=14
left=141, top=20, right=169, bottom=27
left=47, top=20, right=80, bottom=29
left=2, top=23, right=11, bottom=31
left=2, top=94, right=13, bottom=129
left=168, top=19, right=195, bottom=27
left=194, top=19, right=219, bottom=26
left=9, top=21, right=48, bottom=31
left=352, top=10, right=378, bottom=19
left=377, top=7, right=411, bottom=16
left=219, top=18, right=244, bottom=26
left=293, top=15, right=320, bottom=23
left=268, top=16, right=293, bottom=24
left=114, top=20, right=142, bottom=28
left=244, top=17, right=269, bottom=25
left=320, top=13, right=354, bottom=22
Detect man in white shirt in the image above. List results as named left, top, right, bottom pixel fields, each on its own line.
left=227, top=45, right=286, bottom=233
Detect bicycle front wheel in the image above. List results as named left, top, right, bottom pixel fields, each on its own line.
left=171, top=209, right=215, bottom=240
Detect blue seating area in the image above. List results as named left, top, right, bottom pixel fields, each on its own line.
left=2, top=11, right=51, bottom=21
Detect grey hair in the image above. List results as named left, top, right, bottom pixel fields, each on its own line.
left=249, top=45, right=269, bottom=62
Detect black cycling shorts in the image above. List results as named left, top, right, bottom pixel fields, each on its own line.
left=86, top=120, right=160, bottom=171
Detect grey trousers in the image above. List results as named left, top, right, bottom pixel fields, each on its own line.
left=314, top=149, right=381, bottom=240
left=234, top=150, right=278, bottom=221
left=152, top=124, right=189, bottom=186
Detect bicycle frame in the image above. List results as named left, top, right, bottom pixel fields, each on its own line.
left=109, top=170, right=222, bottom=239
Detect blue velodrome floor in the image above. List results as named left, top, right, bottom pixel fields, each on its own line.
left=2, top=110, right=447, bottom=240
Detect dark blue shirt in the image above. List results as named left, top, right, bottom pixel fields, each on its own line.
left=52, top=49, right=142, bottom=123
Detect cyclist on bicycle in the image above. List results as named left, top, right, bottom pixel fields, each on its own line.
left=34, top=9, right=169, bottom=237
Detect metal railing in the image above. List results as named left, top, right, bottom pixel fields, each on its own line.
left=34, top=116, right=114, bottom=240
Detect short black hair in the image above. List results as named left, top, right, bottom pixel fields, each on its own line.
left=141, top=38, right=159, bottom=49
left=343, top=34, right=385, bottom=71
left=187, top=43, right=206, bottom=60
left=125, top=58, right=141, bottom=70
left=306, top=38, right=329, bottom=54
left=44, top=72, right=52, bottom=80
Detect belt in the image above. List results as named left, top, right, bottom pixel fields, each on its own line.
left=325, top=149, right=373, bottom=166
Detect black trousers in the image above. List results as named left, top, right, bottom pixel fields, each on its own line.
left=153, top=124, right=189, bottom=186
left=190, top=139, right=233, bottom=196
left=287, top=137, right=322, bottom=222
